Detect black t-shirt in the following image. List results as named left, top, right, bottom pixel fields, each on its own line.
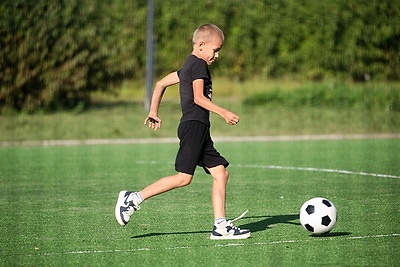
left=177, top=54, right=212, bottom=125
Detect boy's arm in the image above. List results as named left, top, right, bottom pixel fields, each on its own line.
left=144, top=71, right=179, bottom=131
left=192, top=79, right=240, bottom=125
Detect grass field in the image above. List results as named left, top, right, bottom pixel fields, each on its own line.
left=1, top=138, right=399, bottom=266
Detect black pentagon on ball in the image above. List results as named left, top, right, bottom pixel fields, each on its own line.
left=305, top=205, right=315, bottom=215
left=321, top=215, right=332, bottom=226
left=322, top=199, right=332, bottom=207
left=305, top=224, right=314, bottom=232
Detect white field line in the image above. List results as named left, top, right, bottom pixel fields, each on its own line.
left=22, top=233, right=400, bottom=257
left=235, top=164, right=400, bottom=179
left=1, top=133, right=400, bottom=147
left=135, top=161, right=400, bottom=179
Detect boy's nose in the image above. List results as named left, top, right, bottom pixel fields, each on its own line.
left=215, top=52, right=219, bottom=58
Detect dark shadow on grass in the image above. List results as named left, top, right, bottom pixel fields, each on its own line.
left=132, top=231, right=209, bottom=239
left=311, top=232, right=352, bottom=237
left=239, top=214, right=300, bottom=233
left=131, top=214, right=300, bottom=238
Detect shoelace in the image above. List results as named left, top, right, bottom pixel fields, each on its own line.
left=226, top=210, right=249, bottom=230
left=230, top=209, right=249, bottom=223
left=124, top=202, right=140, bottom=216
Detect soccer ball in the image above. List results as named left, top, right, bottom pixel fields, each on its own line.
left=299, top=197, right=337, bottom=235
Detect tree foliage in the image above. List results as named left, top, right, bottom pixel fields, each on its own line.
left=0, top=0, right=146, bottom=111
left=0, top=0, right=399, bottom=112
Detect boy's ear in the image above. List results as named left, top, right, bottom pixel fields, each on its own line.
left=198, top=41, right=206, bottom=50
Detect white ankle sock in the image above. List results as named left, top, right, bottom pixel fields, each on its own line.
left=215, top=217, right=227, bottom=225
left=132, top=191, right=144, bottom=204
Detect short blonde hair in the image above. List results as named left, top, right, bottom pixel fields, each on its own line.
left=192, top=24, right=225, bottom=45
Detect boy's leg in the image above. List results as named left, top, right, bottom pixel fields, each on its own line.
left=207, top=165, right=250, bottom=240
left=115, top=172, right=192, bottom=226
left=207, top=165, right=228, bottom=219
left=141, top=172, right=193, bottom=200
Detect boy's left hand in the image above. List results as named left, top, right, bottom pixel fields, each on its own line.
left=144, top=115, right=162, bottom=131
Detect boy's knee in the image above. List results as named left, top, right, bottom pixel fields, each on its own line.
left=177, top=173, right=193, bottom=187
left=221, top=169, right=229, bottom=180
left=212, top=167, right=229, bottom=181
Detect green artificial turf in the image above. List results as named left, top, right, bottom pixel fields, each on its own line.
left=0, top=139, right=399, bottom=266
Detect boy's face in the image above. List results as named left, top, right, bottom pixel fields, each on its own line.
left=198, top=35, right=224, bottom=65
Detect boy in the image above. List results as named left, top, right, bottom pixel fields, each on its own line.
left=115, top=24, right=250, bottom=240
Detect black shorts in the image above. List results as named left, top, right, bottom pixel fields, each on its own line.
left=175, top=121, right=229, bottom=175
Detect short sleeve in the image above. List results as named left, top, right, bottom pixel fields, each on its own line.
left=191, top=58, right=208, bottom=81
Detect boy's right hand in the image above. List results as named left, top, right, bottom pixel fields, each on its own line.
left=144, top=115, right=162, bottom=131
left=224, top=111, right=240, bottom=125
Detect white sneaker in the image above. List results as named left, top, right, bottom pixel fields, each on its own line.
left=115, top=191, right=140, bottom=226
left=210, top=210, right=251, bottom=240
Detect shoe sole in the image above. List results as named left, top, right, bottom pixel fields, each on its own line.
left=210, top=232, right=251, bottom=240
left=115, top=190, right=128, bottom=226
